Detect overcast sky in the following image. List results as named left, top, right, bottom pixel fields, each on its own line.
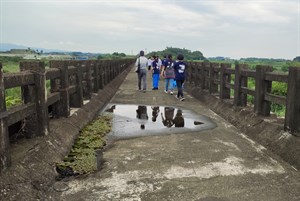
left=1, top=0, right=299, bottom=59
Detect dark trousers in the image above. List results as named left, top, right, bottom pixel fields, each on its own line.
left=176, top=80, right=185, bottom=98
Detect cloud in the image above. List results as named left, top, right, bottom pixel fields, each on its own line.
left=1, top=0, right=298, bottom=59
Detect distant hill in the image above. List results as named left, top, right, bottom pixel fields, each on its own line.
left=0, top=43, right=66, bottom=53
left=0, top=43, right=28, bottom=51
left=147, top=47, right=205, bottom=60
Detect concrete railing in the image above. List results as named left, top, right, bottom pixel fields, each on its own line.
left=187, top=62, right=300, bottom=137
left=0, top=58, right=134, bottom=172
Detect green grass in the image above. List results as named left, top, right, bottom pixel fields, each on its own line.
left=5, top=87, right=22, bottom=108
left=1, top=56, right=294, bottom=117
left=2, top=62, right=20, bottom=72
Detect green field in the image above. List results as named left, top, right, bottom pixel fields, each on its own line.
left=1, top=56, right=299, bottom=116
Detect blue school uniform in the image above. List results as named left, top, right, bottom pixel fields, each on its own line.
left=174, top=61, right=187, bottom=99
left=152, top=60, right=160, bottom=89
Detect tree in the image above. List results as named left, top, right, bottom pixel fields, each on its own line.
left=147, top=47, right=205, bottom=61
left=293, top=56, right=300, bottom=62
left=97, top=54, right=104, bottom=60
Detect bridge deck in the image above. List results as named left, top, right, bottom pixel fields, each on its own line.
left=52, top=67, right=300, bottom=200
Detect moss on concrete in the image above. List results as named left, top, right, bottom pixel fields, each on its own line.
left=56, top=114, right=112, bottom=176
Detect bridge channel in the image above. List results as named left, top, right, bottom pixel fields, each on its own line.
left=49, top=66, right=300, bottom=201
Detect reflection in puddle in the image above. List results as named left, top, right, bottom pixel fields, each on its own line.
left=104, top=104, right=217, bottom=140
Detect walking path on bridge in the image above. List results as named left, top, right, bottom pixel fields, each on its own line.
left=51, top=67, right=300, bottom=201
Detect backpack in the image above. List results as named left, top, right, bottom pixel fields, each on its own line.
left=164, top=61, right=175, bottom=78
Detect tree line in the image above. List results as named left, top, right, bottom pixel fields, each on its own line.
left=147, top=47, right=205, bottom=60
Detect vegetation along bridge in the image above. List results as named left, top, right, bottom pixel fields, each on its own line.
left=0, top=59, right=300, bottom=199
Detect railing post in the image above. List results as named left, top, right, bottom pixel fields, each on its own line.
left=34, top=62, right=49, bottom=136
left=254, top=65, right=272, bottom=115
left=59, top=62, right=70, bottom=117
left=113, top=60, right=117, bottom=78
left=209, top=63, right=219, bottom=94
left=20, top=61, right=49, bottom=136
left=220, top=63, right=231, bottom=99
left=202, top=62, right=209, bottom=90
left=86, top=61, right=92, bottom=99
left=99, top=62, right=104, bottom=89
left=108, top=62, right=112, bottom=83
left=105, top=61, right=109, bottom=85
left=284, top=67, right=300, bottom=136
left=185, top=62, right=191, bottom=84
left=189, top=62, right=195, bottom=86
left=234, top=64, right=248, bottom=106
left=193, top=62, right=199, bottom=87
left=50, top=61, right=70, bottom=117
left=70, top=62, right=83, bottom=108
left=0, top=63, right=11, bottom=172
left=93, top=61, right=100, bottom=93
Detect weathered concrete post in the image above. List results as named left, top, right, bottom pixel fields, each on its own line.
left=105, top=62, right=110, bottom=85
left=220, top=63, right=231, bottom=99
left=99, top=62, right=104, bottom=89
left=199, top=62, right=204, bottom=89
left=34, top=62, right=49, bottom=136
left=50, top=61, right=70, bottom=117
left=195, top=62, right=202, bottom=88
left=21, top=61, right=49, bottom=135
left=202, top=62, right=209, bottom=90
left=70, top=62, right=83, bottom=108
left=209, top=63, right=219, bottom=94
left=113, top=60, right=117, bottom=78
left=0, top=63, right=11, bottom=172
left=85, top=61, right=92, bottom=99
left=20, top=61, right=49, bottom=136
left=194, top=62, right=199, bottom=86
left=93, top=61, right=100, bottom=93
left=188, top=62, right=195, bottom=86
left=186, top=62, right=198, bottom=87
left=234, top=64, right=248, bottom=106
left=284, top=67, right=300, bottom=136
left=254, top=65, right=273, bottom=115
left=60, top=62, right=70, bottom=117
left=111, top=61, right=115, bottom=80
left=108, top=62, right=112, bottom=83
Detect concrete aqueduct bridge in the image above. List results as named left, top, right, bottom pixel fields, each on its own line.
left=0, top=59, right=300, bottom=200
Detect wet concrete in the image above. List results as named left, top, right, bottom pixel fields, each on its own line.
left=105, top=104, right=217, bottom=140
left=47, top=67, right=300, bottom=201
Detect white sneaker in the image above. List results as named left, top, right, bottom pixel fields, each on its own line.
left=170, top=91, right=173, bottom=95
left=180, top=97, right=185, bottom=101
left=164, top=90, right=168, bottom=93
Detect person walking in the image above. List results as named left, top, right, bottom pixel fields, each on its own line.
left=161, top=54, right=175, bottom=95
left=135, top=50, right=148, bottom=92
left=174, top=54, right=187, bottom=101
left=148, top=56, right=154, bottom=70
left=151, top=55, right=161, bottom=90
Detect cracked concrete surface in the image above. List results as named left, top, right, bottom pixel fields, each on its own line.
left=48, top=67, right=300, bottom=201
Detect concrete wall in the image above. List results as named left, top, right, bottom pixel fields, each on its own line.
left=186, top=86, right=300, bottom=171
left=0, top=65, right=132, bottom=201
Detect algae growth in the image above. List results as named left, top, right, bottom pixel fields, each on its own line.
left=56, top=114, right=112, bottom=178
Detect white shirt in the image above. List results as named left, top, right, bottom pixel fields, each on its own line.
left=135, top=56, right=148, bottom=70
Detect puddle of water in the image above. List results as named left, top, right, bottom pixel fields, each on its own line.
left=104, top=104, right=217, bottom=140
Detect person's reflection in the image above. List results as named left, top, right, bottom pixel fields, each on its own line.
left=161, top=107, right=175, bottom=128
left=151, top=106, right=160, bottom=122
left=136, top=105, right=148, bottom=130
left=173, top=109, right=184, bottom=127
left=106, top=105, right=116, bottom=113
